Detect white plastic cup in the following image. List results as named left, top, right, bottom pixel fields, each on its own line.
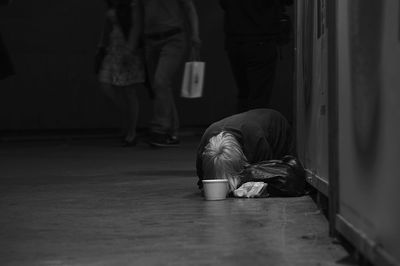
left=202, top=179, right=229, bottom=200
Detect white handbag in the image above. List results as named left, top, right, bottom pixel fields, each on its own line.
left=180, top=49, right=205, bottom=98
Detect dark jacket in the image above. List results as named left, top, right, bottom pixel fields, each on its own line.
left=196, top=109, right=294, bottom=189
left=219, top=0, right=292, bottom=38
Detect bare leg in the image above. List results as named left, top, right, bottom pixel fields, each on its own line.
left=123, top=84, right=142, bottom=142
left=100, top=82, right=128, bottom=137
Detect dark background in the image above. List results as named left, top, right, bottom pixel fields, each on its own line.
left=0, top=0, right=294, bottom=132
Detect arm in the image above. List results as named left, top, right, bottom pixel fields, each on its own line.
left=196, top=131, right=210, bottom=190
left=127, top=0, right=143, bottom=52
left=98, top=15, right=112, bottom=49
left=0, top=0, right=12, bottom=6
left=178, top=0, right=201, bottom=48
left=94, top=13, right=111, bottom=74
left=195, top=126, right=217, bottom=190
left=196, top=149, right=204, bottom=190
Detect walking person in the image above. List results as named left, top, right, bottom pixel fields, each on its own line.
left=0, top=0, right=15, bottom=80
left=219, top=0, right=293, bottom=113
left=137, top=0, right=201, bottom=147
left=96, top=0, right=146, bottom=146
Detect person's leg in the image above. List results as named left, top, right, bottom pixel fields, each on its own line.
left=243, top=40, right=278, bottom=110
left=144, top=41, right=164, bottom=131
left=146, top=34, right=187, bottom=143
left=123, top=83, right=141, bottom=144
left=101, top=82, right=122, bottom=105
left=226, top=41, right=249, bottom=113
left=100, top=82, right=128, bottom=137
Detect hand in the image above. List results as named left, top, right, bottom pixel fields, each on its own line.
left=191, top=36, right=202, bottom=49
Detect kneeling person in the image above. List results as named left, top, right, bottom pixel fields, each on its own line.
left=196, top=108, right=294, bottom=192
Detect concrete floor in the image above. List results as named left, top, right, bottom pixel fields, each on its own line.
left=0, top=136, right=350, bottom=266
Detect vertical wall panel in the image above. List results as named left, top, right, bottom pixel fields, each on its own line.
left=336, top=1, right=400, bottom=264
left=295, top=0, right=329, bottom=189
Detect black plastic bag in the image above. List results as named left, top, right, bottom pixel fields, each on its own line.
left=240, top=155, right=306, bottom=197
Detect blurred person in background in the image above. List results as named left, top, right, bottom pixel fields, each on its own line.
left=137, top=0, right=201, bottom=147
left=219, top=0, right=293, bottom=113
left=96, top=0, right=146, bottom=146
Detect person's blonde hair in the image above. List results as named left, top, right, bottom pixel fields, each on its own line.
left=202, top=131, right=248, bottom=192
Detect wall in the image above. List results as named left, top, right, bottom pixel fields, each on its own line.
left=336, top=1, right=400, bottom=264
left=295, top=0, right=329, bottom=188
left=0, top=1, right=293, bottom=131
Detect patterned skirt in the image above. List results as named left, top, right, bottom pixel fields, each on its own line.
left=98, top=50, right=146, bottom=86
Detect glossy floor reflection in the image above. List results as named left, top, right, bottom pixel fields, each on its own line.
left=0, top=137, right=349, bottom=265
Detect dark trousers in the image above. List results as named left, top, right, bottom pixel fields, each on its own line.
left=0, top=33, right=15, bottom=80
left=144, top=32, right=188, bottom=136
left=226, top=39, right=277, bottom=113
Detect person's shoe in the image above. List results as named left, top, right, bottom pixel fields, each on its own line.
left=122, top=137, right=138, bottom=147
left=148, top=133, right=180, bottom=148
left=168, top=135, right=180, bottom=145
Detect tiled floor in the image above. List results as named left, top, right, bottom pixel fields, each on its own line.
left=0, top=137, right=350, bottom=265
